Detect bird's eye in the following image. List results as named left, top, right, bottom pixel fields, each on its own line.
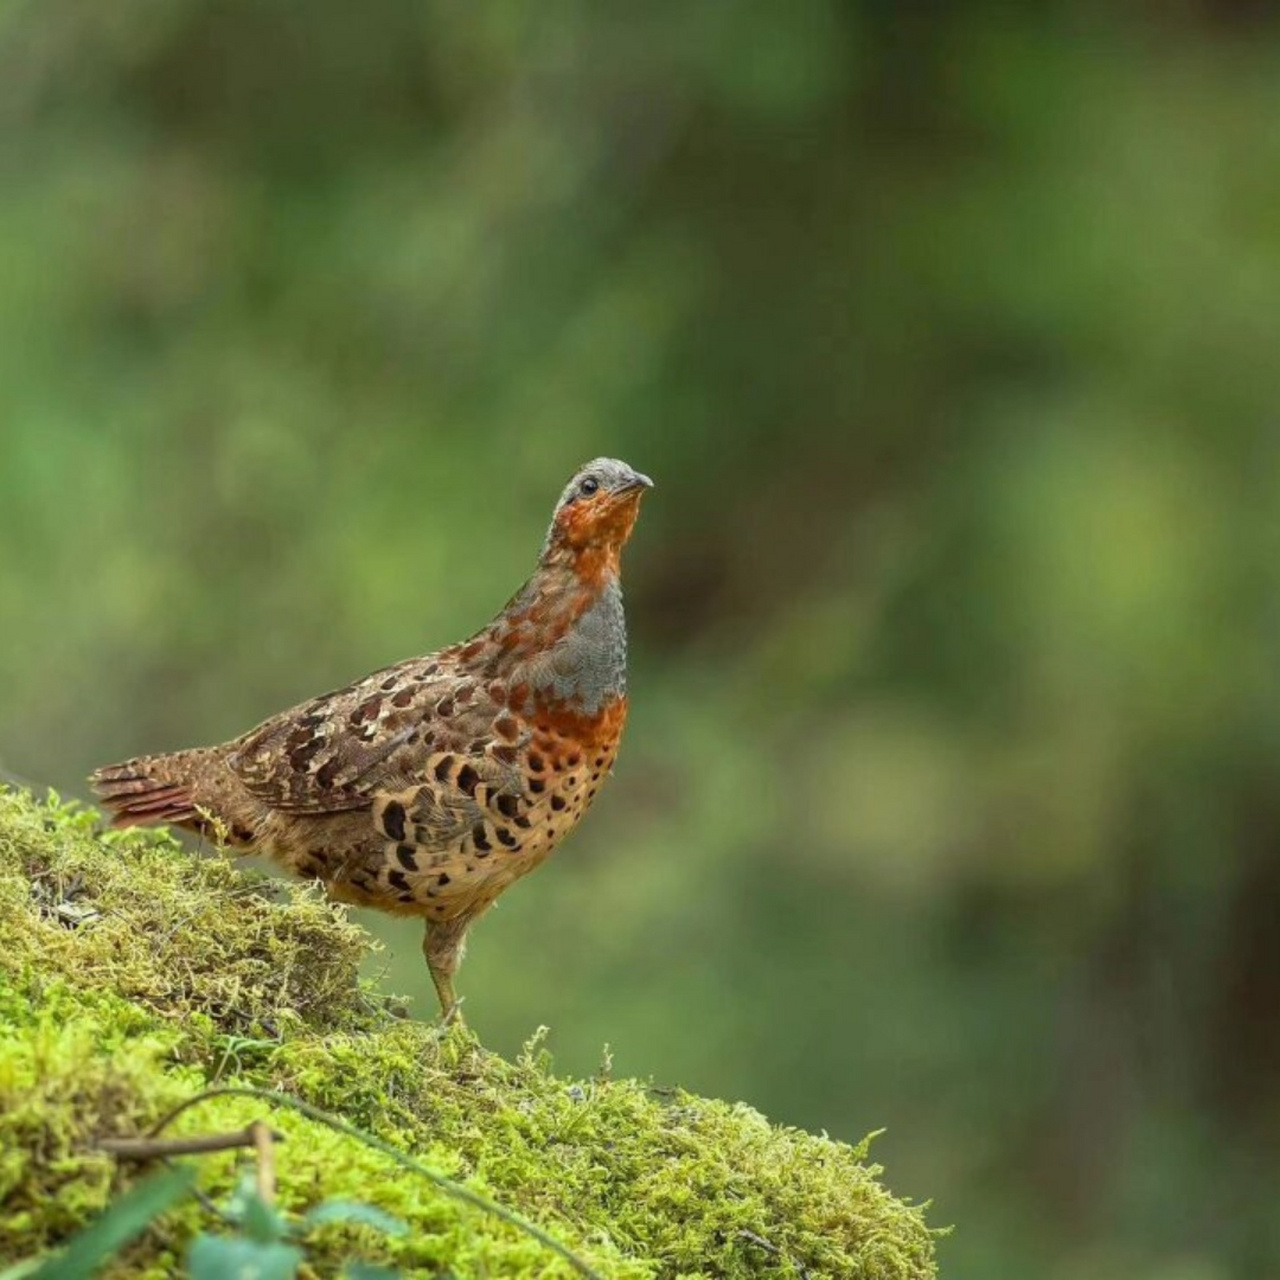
left=579, top=476, right=599, bottom=496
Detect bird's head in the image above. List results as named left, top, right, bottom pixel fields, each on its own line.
left=542, top=459, right=653, bottom=574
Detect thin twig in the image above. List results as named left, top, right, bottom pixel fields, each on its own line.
left=250, top=1120, right=276, bottom=1206
left=100, top=1127, right=284, bottom=1161
left=739, top=1230, right=779, bottom=1254
left=739, top=1229, right=811, bottom=1279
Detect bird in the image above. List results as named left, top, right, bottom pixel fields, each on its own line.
left=91, top=458, right=653, bottom=1022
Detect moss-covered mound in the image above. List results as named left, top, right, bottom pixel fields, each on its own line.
left=0, top=786, right=938, bottom=1278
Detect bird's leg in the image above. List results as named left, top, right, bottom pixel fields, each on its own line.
left=423, top=916, right=469, bottom=1025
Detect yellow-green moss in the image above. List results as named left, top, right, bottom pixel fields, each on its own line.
left=0, top=786, right=939, bottom=1278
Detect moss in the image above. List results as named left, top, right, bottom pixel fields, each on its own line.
left=0, top=786, right=939, bottom=1278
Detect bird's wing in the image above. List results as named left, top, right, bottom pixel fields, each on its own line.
left=227, top=654, right=508, bottom=815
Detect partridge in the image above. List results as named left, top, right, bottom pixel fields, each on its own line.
left=91, top=458, right=652, bottom=1021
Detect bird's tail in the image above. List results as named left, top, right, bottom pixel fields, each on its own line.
left=90, top=749, right=212, bottom=828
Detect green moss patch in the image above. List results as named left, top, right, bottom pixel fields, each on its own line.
left=0, top=787, right=938, bottom=1278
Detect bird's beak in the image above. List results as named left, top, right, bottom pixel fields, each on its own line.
left=619, top=471, right=654, bottom=495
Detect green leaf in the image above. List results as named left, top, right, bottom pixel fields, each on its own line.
left=0, top=1262, right=45, bottom=1280
left=24, top=1165, right=196, bottom=1280
left=342, top=1266, right=400, bottom=1280
left=188, top=1235, right=303, bottom=1280
left=302, top=1199, right=407, bottom=1237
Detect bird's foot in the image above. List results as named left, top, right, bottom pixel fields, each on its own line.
left=429, top=996, right=466, bottom=1042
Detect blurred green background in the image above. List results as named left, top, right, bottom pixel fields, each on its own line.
left=4, top=3, right=1280, bottom=1277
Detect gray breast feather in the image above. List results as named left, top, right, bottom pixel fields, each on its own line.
left=529, top=578, right=627, bottom=713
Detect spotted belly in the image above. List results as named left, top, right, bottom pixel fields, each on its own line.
left=342, top=699, right=627, bottom=922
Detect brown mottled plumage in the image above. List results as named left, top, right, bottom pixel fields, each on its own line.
left=91, top=458, right=652, bottom=1020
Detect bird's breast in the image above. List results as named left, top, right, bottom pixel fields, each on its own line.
left=518, top=575, right=627, bottom=715
left=469, top=691, right=627, bottom=888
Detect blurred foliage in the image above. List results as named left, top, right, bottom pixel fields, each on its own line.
left=3, top=3, right=1280, bottom=1277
